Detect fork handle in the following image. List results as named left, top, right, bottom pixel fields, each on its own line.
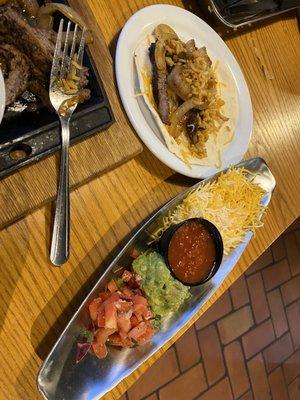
left=50, top=118, right=70, bottom=266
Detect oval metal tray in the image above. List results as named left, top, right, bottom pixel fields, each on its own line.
left=37, top=157, right=276, bottom=400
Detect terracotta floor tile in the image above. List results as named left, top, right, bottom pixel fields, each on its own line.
left=281, top=275, right=300, bottom=305
left=196, top=378, right=233, bottom=400
left=242, top=319, right=275, bottom=359
left=262, top=259, right=291, bottom=291
left=127, top=348, right=179, bottom=400
left=126, top=226, right=300, bottom=400
left=245, top=248, right=273, bottom=276
left=288, top=377, right=300, bottom=400
left=159, top=363, right=207, bottom=400
left=239, top=391, right=254, bottom=400
left=217, top=306, right=254, bottom=345
left=224, top=341, right=250, bottom=398
left=175, top=325, right=201, bottom=372
left=268, top=366, right=289, bottom=400
left=247, top=353, right=271, bottom=400
left=286, top=301, right=300, bottom=350
left=195, top=291, right=232, bottom=330
left=247, top=272, right=270, bottom=323
left=267, top=289, right=288, bottom=337
left=198, top=324, right=225, bottom=385
left=230, top=275, right=249, bottom=310
left=283, top=349, right=300, bottom=384
left=263, top=332, right=294, bottom=372
left=284, top=232, right=300, bottom=276
left=271, top=235, right=287, bottom=261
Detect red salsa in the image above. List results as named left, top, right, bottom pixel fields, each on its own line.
left=168, top=221, right=216, bottom=285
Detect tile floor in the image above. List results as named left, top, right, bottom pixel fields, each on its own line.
left=121, top=218, right=300, bottom=400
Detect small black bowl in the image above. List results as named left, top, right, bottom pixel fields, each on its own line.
left=158, top=218, right=224, bottom=286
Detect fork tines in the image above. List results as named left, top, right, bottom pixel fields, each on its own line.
left=50, top=18, right=87, bottom=85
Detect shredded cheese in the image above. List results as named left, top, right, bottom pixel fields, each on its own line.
left=153, top=167, right=266, bottom=254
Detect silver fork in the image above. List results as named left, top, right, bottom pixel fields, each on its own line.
left=49, top=19, right=86, bottom=266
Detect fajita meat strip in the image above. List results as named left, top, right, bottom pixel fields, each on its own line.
left=149, top=42, right=170, bottom=125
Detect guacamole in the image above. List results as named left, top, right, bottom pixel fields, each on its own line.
left=132, top=251, right=191, bottom=317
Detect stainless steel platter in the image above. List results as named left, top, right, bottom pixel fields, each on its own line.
left=37, top=157, right=276, bottom=400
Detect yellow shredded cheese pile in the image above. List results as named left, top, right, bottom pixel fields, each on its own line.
left=154, top=167, right=266, bottom=254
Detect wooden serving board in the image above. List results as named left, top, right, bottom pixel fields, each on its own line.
left=0, top=0, right=142, bottom=230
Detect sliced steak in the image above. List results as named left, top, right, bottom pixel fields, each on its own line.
left=37, top=27, right=57, bottom=46
left=1, top=7, right=55, bottom=73
left=186, top=109, right=200, bottom=145
left=0, top=43, right=30, bottom=105
left=149, top=42, right=170, bottom=125
left=27, top=78, right=52, bottom=109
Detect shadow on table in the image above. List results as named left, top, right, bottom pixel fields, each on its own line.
left=0, top=218, right=31, bottom=330
left=15, top=170, right=197, bottom=397
left=28, top=170, right=197, bottom=359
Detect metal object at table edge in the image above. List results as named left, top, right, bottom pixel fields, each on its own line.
left=49, top=20, right=86, bottom=266
left=0, top=0, right=115, bottom=180
left=206, top=0, right=300, bottom=29
left=37, top=157, right=276, bottom=400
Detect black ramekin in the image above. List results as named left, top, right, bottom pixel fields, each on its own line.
left=158, top=218, right=224, bottom=286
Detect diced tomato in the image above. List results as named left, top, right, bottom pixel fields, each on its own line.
left=99, top=292, right=111, bottom=302
left=87, top=281, right=155, bottom=360
left=91, top=341, right=107, bottom=359
left=127, top=277, right=140, bottom=289
left=88, top=298, right=102, bottom=322
left=107, top=279, right=118, bottom=293
left=132, top=294, right=152, bottom=320
left=133, top=303, right=153, bottom=320
left=106, top=292, right=120, bottom=303
left=119, top=329, right=128, bottom=341
left=136, top=321, right=154, bottom=345
left=121, top=287, right=134, bottom=299
left=130, top=247, right=140, bottom=259
left=109, top=333, right=132, bottom=348
left=117, top=311, right=132, bottom=333
left=97, top=306, right=105, bottom=328
left=92, top=327, right=116, bottom=359
left=118, top=292, right=132, bottom=301
left=122, top=270, right=133, bottom=282
left=104, top=301, right=117, bottom=330
left=135, top=313, right=143, bottom=322
left=134, top=288, right=143, bottom=296
left=128, top=322, right=148, bottom=341
left=108, top=332, right=123, bottom=347
left=115, top=299, right=133, bottom=312
left=133, top=294, right=148, bottom=306
left=93, top=327, right=116, bottom=344
left=130, top=314, right=139, bottom=328
left=134, top=274, right=142, bottom=287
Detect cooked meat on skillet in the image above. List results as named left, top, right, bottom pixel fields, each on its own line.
left=27, top=78, right=52, bottom=109
left=0, top=6, right=55, bottom=74
left=36, top=27, right=57, bottom=46
left=0, top=4, right=91, bottom=111
left=0, top=43, right=30, bottom=105
left=149, top=42, right=170, bottom=125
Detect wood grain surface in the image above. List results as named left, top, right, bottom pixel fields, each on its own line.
left=0, top=0, right=142, bottom=229
left=0, top=0, right=300, bottom=399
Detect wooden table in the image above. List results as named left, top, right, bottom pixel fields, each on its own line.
left=0, top=1, right=299, bottom=399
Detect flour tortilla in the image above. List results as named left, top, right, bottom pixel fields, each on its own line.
left=134, top=34, right=238, bottom=168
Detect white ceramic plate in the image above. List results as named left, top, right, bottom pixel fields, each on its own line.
left=115, top=4, right=252, bottom=178
left=0, top=69, right=5, bottom=125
